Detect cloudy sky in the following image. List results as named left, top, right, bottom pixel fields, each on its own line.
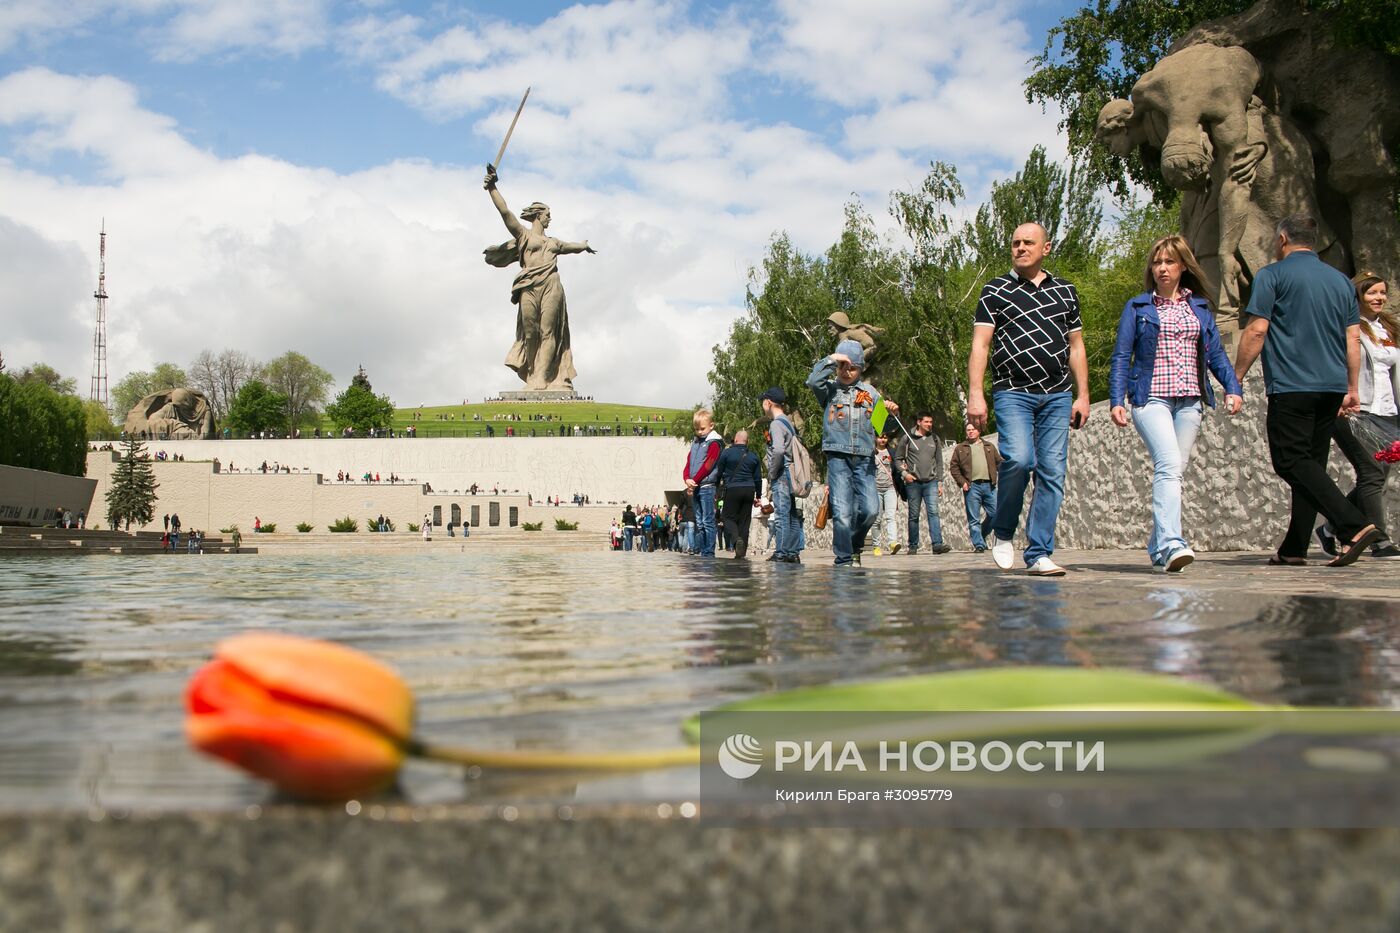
left=0, top=0, right=1076, bottom=409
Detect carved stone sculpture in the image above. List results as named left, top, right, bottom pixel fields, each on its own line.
left=1094, top=0, right=1400, bottom=326
left=826, top=311, right=886, bottom=370
left=123, top=388, right=216, bottom=440
left=483, top=169, right=594, bottom=392
left=1096, top=44, right=1337, bottom=323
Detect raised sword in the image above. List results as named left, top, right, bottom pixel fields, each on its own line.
left=487, top=87, right=531, bottom=176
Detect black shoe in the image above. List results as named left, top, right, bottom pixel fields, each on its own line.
left=931, top=543, right=952, bottom=555
left=974, top=546, right=986, bottom=553
left=906, top=548, right=918, bottom=556
left=766, top=554, right=779, bottom=562
left=1372, top=544, right=1400, bottom=560
left=1315, top=525, right=1337, bottom=557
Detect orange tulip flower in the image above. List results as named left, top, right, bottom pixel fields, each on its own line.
left=185, top=633, right=414, bottom=801
left=186, top=633, right=699, bottom=801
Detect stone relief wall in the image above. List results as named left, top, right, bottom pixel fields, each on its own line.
left=1094, top=0, right=1400, bottom=327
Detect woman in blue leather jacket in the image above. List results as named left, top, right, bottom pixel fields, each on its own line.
left=1108, top=235, right=1244, bottom=573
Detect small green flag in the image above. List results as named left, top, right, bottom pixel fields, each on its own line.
left=872, top=398, right=889, bottom=435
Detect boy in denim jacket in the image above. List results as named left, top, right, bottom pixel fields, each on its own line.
left=806, top=339, right=901, bottom=565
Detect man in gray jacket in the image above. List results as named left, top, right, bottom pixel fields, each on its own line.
left=894, top=412, right=951, bottom=555
left=762, top=387, right=802, bottom=563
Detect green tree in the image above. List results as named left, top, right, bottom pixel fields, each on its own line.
left=83, top=398, right=118, bottom=440
left=16, top=363, right=78, bottom=396
left=324, top=377, right=395, bottom=435
left=188, top=349, right=257, bottom=422
left=955, top=146, right=1104, bottom=273
left=712, top=151, right=1186, bottom=434
left=111, top=362, right=189, bottom=417
left=261, top=351, right=333, bottom=436
left=105, top=435, right=159, bottom=531
left=1025, top=0, right=1400, bottom=202
left=0, top=373, right=88, bottom=476
left=225, top=380, right=290, bottom=436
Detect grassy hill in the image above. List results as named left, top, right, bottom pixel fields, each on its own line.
left=318, top=400, right=691, bottom=438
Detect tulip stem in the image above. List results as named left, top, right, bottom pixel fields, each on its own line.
left=407, top=739, right=700, bottom=772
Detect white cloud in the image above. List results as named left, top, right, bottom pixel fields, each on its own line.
left=0, top=1, right=1074, bottom=411
left=0, top=68, right=209, bottom=177
left=149, top=0, right=330, bottom=61
left=0, top=69, right=757, bottom=408
left=767, top=0, right=1062, bottom=164
left=0, top=0, right=328, bottom=60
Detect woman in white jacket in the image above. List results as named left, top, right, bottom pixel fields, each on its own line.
left=1321, top=273, right=1400, bottom=559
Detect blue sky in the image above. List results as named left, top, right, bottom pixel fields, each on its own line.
left=0, top=0, right=1081, bottom=408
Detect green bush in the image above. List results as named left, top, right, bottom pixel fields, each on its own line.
left=367, top=515, right=396, bottom=532
left=0, top=373, right=88, bottom=476
left=296, top=522, right=313, bottom=533
left=554, top=518, right=579, bottom=531
left=522, top=521, right=543, bottom=531
left=328, top=516, right=358, bottom=533
left=258, top=522, right=277, bottom=534
left=407, top=522, right=420, bottom=532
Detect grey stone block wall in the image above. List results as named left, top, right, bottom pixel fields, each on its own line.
left=799, top=373, right=1397, bottom=555
left=4, top=811, right=1400, bottom=932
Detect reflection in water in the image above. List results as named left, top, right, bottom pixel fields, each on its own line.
left=1261, top=596, right=1400, bottom=709
left=0, top=634, right=82, bottom=677
left=1, top=553, right=1398, bottom=809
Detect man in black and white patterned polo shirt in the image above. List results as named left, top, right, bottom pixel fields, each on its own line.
left=966, top=222, right=1091, bottom=577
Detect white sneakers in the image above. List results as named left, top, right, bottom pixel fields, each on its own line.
left=1027, top=556, right=1066, bottom=577
left=989, top=534, right=1067, bottom=576
left=989, top=533, right=1015, bottom=571
left=1163, top=547, right=1195, bottom=573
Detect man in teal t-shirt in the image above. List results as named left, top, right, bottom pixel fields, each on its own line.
left=1234, top=213, right=1378, bottom=566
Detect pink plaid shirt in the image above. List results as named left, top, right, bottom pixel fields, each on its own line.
left=1149, top=290, right=1202, bottom=398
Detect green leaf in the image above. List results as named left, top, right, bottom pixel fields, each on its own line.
left=681, top=666, right=1257, bottom=743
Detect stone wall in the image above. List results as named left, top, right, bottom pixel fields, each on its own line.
left=0, top=464, right=97, bottom=526
left=85, top=452, right=625, bottom=537
left=132, top=436, right=689, bottom=506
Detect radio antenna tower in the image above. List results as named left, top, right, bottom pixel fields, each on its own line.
left=89, top=221, right=109, bottom=406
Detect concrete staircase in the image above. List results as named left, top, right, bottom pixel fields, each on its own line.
left=0, top=526, right=254, bottom=555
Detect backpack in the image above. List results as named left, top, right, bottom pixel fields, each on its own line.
left=776, top=416, right=815, bottom=498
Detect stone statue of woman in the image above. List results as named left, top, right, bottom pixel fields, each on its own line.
left=483, top=168, right=595, bottom=391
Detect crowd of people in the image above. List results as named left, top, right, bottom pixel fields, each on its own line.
left=159, top=513, right=205, bottom=552
left=54, top=507, right=86, bottom=529
left=633, top=213, right=1397, bottom=572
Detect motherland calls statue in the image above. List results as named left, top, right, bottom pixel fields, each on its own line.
left=123, top=387, right=216, bottom=440
left=483, top=168, right=595, bottom=393
left=1094, top=0, right=1400, bottom=326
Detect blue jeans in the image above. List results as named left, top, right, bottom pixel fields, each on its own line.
left=623, top=527, right=634, bottom=551
left=681, top=521, right=695, bottom=553
left=992, top=390, right=1071, bottom=566
left=964, top=480, right=996, bottom=549
left=771, top=474, right=799, bottom=559
left=905, top=480, right=944, bottom=550
left=693, top=485, right=717, bottom=557
left=1132, top=396, right=1202, bottom=565
left=826, top=452, right=879, bottom=565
